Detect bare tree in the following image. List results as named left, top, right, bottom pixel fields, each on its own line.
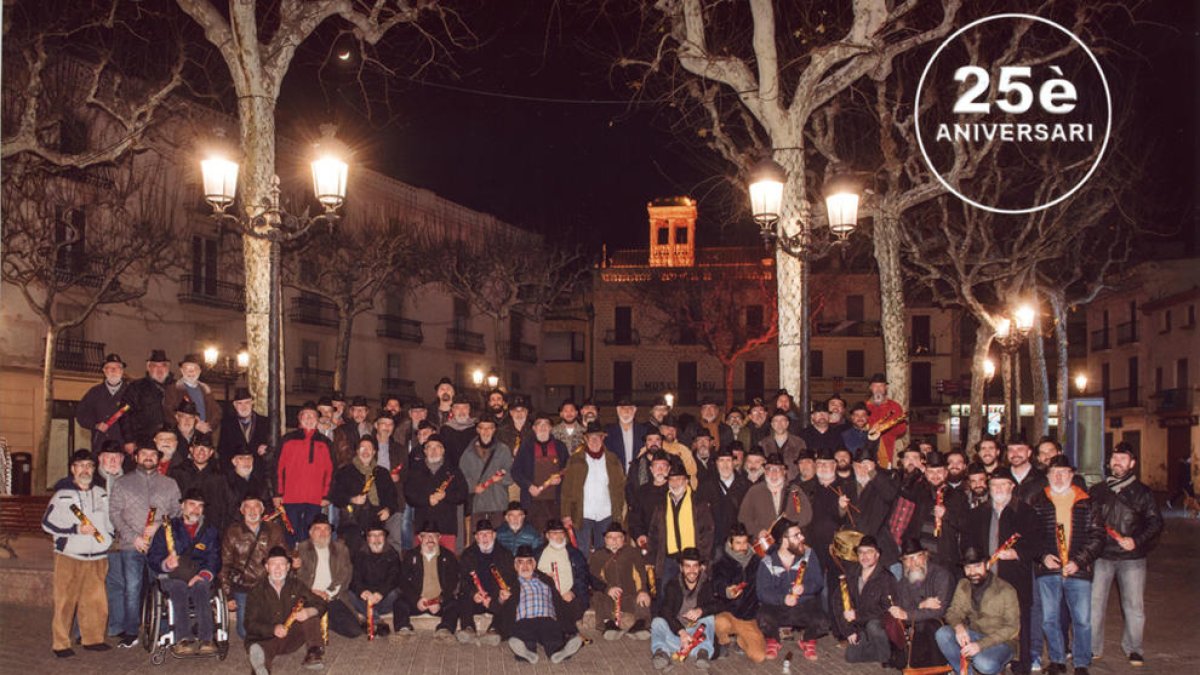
left=1, top=159, right=182, bottom=488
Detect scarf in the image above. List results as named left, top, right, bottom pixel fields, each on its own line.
left=585, top=446, right=606, bottom=460
left=724, top=541, right=754, bottom=568
left=665, top=487, right=696, bottom=555
left=1105, top=472, right=1137, bottom=493
left=352, top=456, right=380, bottom=506
left=970, top=572, right=994, bottom=608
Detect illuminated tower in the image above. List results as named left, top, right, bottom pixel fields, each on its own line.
left=647, top=196, right=697, bottom=267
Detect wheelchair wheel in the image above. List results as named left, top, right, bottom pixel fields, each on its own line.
left=139, top=579, right=166, bottom=653
left=218, top=641, right=229, bottom=661
left=150, top=645, right=166, bottom=666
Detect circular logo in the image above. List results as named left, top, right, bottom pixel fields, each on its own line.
left=914, top=13, right=1112, bottom=214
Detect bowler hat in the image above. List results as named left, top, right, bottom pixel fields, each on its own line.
left=266, top=546, right=290, bottom=562
left=71, top=449, right=95, bottom=465
left=1046, top=455, right=1074, bottom=470
left=190, top=432, right=214, bottom=449
left=232, top=387, right=253, bottom=402
left=474, top=519, right=495, bottom=532
left=310, top=513, right=330, bottom=527
left=584, top=421, right=605, bottom=435
left=451, top=393, right=472, bottom=405
left=765, top=452, right=786, bottom=467
left=925, top=450, right=947, bottom=468
left=693, top=427, right=713, bottom=440
left=147, top=349, right=170, bottom=363
left=505, top=501, right=525, bottom=514
left=349, top=395, right=369, bottom=408
left=181, top=487, right=206, bottom=503
left=175, top=399, right=199, bottom=416
left=667, top=460, right=688, bottom=478
left=509, top=396, right=529, bottom=411
left=604, top=522, right=626, bottom=536
left=900, top=538, right=927, bottom=557
left=615, top=398, right=635, bottom=407
left=418, top=520, right=441, bottom=535
left=856, top=535, right=880, bottom=552
left=544, top=519, right=565, bottom=533
left=179, top=353, right=203, bottom=368
left=515, top=545, right=536, bottom=560
left=988, top=467, right=1016, bottom=483
left=678, top=547, right=702, bottom=562
left=103, top=353, right=126, bottom=369
left=960, top=546, right=988, bottom=567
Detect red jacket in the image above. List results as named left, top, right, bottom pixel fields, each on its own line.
left=276, top=429, right=333, bottom=505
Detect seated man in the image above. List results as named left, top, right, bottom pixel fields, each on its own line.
left=245, top=547, right=327, bottom=674
left=534, top=519, right=589, bottom=634
left=456, top=519, right=516, bottom=645
left=836, top=535, right=898, bottom=666
left=295, top=514, right=359, bottom=638
left=588, top=522, right=652, bottom=640
left=497, top=545, right=584, bottom=664
left=347, top=523, right=402, bottom=637
left=710, top=524, right=767, bottom=663
left=147, top=487, right=221, bottom=656
left=889, top=538, right=955, bottom=669
left=497, top=501, right=543, bottom=555
left=220, top=495, right=286, bottom=640
left=936, top=547, right=1020, bottom=675
left=395, top=521, right=460, bottom=638
left=755, top=518, right=828, bottom=662
left=650, top=548, right=718, bottom=670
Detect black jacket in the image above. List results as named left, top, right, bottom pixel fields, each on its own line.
left=511, top=437, right=568, bottom=511
left=646, top=489, right=716, bottom=570
left=628, top=481, right=668, bottom=542
left=350, top=546, right=402, bottom=596
left=76, top=380, right=130, bottom=451
left=169, top=460, right=234, bottom=530
left=1088, top=479, right=1163, bottom=561
left=245, top=575, right=325, bottom=645
left=797, top=476, right=852, bottom=568
left=1030, top=485, right=1105, bottom=579
left=217, top=413, right=271, bottom=468
left=403, top=460, right=467, bottom=535
left=399, top=545, right=460, bottom=606
left=1012, top=466, right=1049, bottom=505
left=911, top=482, right=969, bottom=570
left=699, top=473, right=750, bottom=552
left=849, top=472, right=901, bottom=566
left=655, top=575, right=719, bottom=633
left=834, top=562, right=897, bottom=637
left=225, top=470, right=272, bottom=522
left=457, top=544, right=517, bottom=600
left=963, top=499, right=1037, bottom=594
left=120, top=374, right=172, bottom=447
left=709, top=551, right=760, bottom=620
left=329, top=464, right=401, bottom=533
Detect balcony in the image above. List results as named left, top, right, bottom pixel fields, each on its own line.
left=1115, top=321, right=1138, bottom=345
left=1104, top=386, right=1141, bottom=409
left=376, top=315, right=423, bottom=344
left=381, top=378, right=419, bottom=403
left=1155, top=388, right=1193, bottom=414
left=178, top=274, right=244, bottom=311
left=445, top=327, right=486, bottom=353
left=815, top=320, right=882, bottom=337
left=500, top=341, right=538, bottom=363
left=53, top=258, right=110, bottom=288
left=51, top=338, right=106, bottom=373
left=909, top=336, right=938, bottom=356
left=290, top=297, right=339, bottom=327
left=290, top=367, right=333, bottom=394
left=1090, top=328, right=1110, bottom=351
left=603, top=329, right=641, bottom=346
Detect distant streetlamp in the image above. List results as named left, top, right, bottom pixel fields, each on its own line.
left=664, top=392, right=675, bottom=409
left=203, top=346, right=220, bottom=368
left=983, top=358, right=997, bottom=381
left=747, top=158, right=864, bottom=416
left=1074, top=373, right=1088, bottom=394
left=200, top=124, right=350, bottom=452
left=472, top=369, right=485, bottom=387
left=486, top=371, right=500, bottom=390
left=201, top=344, right=250, bottom=400
left=993, top=302, right=1038, bottom=441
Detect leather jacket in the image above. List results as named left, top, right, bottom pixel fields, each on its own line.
left=219, top=520, right=286, bottom=596
left=1088, top=479, right=1163, bottom=561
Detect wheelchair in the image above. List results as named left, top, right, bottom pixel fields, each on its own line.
left=138, top=574, right=231, bottom=665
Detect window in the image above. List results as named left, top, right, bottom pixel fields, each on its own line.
left=677, top=361, right=698, bottom=405
left=911, top=362, right=933, bottom=406
left=1128, top=356, right=1139, bottom=402
left=54, top=207, right=87, bottom=274
left=1101, top=362, right=1110, bottom=394
left=301, top=340, right=320, bottom=369
left=191, top=236, right=219, bottom=295
left=846, top=350, right=865, bottom=378
left=1178, top=359, right=1190, bottom=390
left=1162, top=309, right=1172, bottom=333
left=384, top=293, right=405, bottom=317
left=1155, top=367, right=1164, bottom=394
left=613, top=361, right=633, bottom=400
left=745, top=361, right=765, bottom=401
left=846, top=295, right=865, bottom=321
left=675, top=227, right=688, bottom=245
left=510, top=314, right=525, bottom=344
left=543, top=331, right=584, bottom=362
left=746, top=305, right=764, bottom=332
left=387, top=353, right=404, bottom=379
left=453, top=296, right=470, bottom=330
left=811, top=350, right=824, bottom=378
left=911, top=315, right=932, bottom=354
left=614, top=306, right=632, bottom=342
left=657, top=227, right=670, bottom=245
left=1186, top=305, right=1196, bottom=328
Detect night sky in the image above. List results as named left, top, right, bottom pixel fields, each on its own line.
left=273, top=0, right=1197, bottom=256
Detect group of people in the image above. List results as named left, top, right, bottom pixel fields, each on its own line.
left=45, top=349, right=1163, bottom=675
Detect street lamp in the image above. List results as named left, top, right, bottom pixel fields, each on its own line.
left=993, top=303, right=1038, bottom=442
left=200, top=124, right=349, bottom=452
left=203, top=346, right=220, bottom=368
left=1074, top=373, right=1088, bottom=394
left=664, top=392, right=675, bottom=409
left=983, top=358, right=996, bottom=381
left=472, top=369, right=485, bottom=387
left=200, top=344, right=250, bottom=400
left=747, top=158, right=864, bottom=417
left=486, top=371, right=500, bottom=390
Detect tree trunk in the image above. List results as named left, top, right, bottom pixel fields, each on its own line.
left=722, top=360, right=736, bottom=412
left=333, top=307, right=354, bottom=392
left=873, top=209, right=910, bottom=453
left=493, top=315, right=507, bottom=392
left=775, top=148, right=807, bottom=406
left=1048, top=290, right=1071, bottom=410
left=1001, top=347, right=1015, bottom=443
left=36, top=324, right=59, bottom=492
left=968, top=323, right=992, bottom=450
left=1028, top=312, right=1050, bottom=441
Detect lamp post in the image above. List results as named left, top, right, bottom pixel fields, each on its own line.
left=199, top=125, right=349, bottom=453
left=202, top=344, right=251, bottom=401
left=983, top=358, right=996, bottom=434
left=748, top=159, right=862, bottom=417
left=993, top=303, right=1037, bottom=442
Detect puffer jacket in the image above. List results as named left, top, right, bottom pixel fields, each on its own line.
left=1088, top=478, right=1163, bottom=561
left=42, top=483, right=114, bottom=560
left=108, top=469, right=182, bottom=552
left=1030, top=485, right=1105, bottom=579
left=219, top=520, right=286, bottom=596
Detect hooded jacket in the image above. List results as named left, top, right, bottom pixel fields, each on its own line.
left=42, top=482, right=114, bottom=560
left=276, top=428, right=334, bottom=505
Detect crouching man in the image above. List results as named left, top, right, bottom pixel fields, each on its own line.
left=497, top=545, right=583, bottom=664
left=935, top=547, right=1019, bottom=674
left=650, top=548, right=718, bottom=670
left=245, top=546, right=327, bottom=674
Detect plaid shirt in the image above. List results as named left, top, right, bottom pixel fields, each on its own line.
left=516, top=575, right=556, bottom=621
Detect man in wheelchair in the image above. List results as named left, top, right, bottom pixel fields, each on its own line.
left=148, top=487, right=222, bottom=656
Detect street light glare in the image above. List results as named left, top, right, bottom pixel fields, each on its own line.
left=203, top=346, right=219, bottom=367
left=311, top=156, right=348, bottom=208
left=994, top=317, right=1012, bottom=340
left=748, top=158, right=786, bottom=226
left=983, top=358, right=996, bottom=379
left=200, top=157, right=239, bottom=207
left=1014, top=304, right=1036, bottom=333
left=823, top=173, right=862, bottom=238
left=236, top=349, right=250, bottom=369
left=664, top=393, right=675, bottom=408
left=1074, top=373, right=1088, bottom=393
left=472, top=369, right=485, bottom=386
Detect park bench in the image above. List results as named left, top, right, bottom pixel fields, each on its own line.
left=0, top=495, right=51, bottom=558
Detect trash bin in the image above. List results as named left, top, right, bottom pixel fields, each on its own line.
left=11, top=452, right=32, bottom=495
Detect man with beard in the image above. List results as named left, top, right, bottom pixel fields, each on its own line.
left=658, top=417, right=699, bottom=488
left=244, top=547, right=327, bottom=673
left=827, top=394, right=849, bottom=433
left=628, top=428, right=667, bottom=498
left=911, top=451, right=968, bottom=574
left=758, top=409, right=807, bottom=481
left=800, top=401, right=841, bottom=453
left=865, top=373, right=907, bottom=469
left=1007, top=437, right=1049, bottom=505
left=745, top=399, right=771, bottom=449
left=1089, top=443, right=1162, bottom=667
left=771, top=390, right=804, bottom=435
left=834, top=448, right=854, bottom=481
left=459, top=417, right=514, bottom=529
left=404, top=435, right=468, bottom=552
left=153, top=426, right=182, bottom=475
left=739, top=454, right=812, bottom=547
left=552, top=399, right=586, bottom=449
left=170, top=399, right=200, bottom=466
left=842, top=403, right=874, bottom=457
left=795, top=448, right=817, bottom=485
left=729, top=440, right=747, bottom=474
left=120, top=349, right=173, bottom=451
left=332, top=395, right=373, bottom=469
left=936, top=547, right=1020, bottom=675
left=965, top=462, right=992, bottom=510
left=455, top=520, right=516, bottom=645
left=498, top=501, right=543, bottom=555
left=697, top=399, right=734, bottom=451
left=485, top=388, right=509, bottom=427
left=392, top=398, right=424, bottom=448
left=964, top=468, right=1037, bottom=673
left=370, top=411, right=401, bottom=476
left=439, top=394, right=479, bottom=466
left=589, top=523, right=652, bottom=640
left=650, top=548, right=718, bottom=670
left=848, top=449, right=902, bottom=572
left=742, top=446, right=767, bottom=485
left=604, top=398, right=647, bottom=475
left=561, top=422, right=626, bottom=554
left=395, top=522, right=460, bottom=638
left=628, top=451, right=671, bottom=553
left=432, top=377, right=456, bottom=426
left=946, top=449, right=969, bottom=492
left=691, top=428, right=717, bottom=484
left=579, top=400, right=600, bottom=426
left=169, top=432, right=233, bottom=530
left=275, top=402, right=333, bottom=546
left=108, top=445, right=181, bottom=647
left=710, top=524, right=767, bottom=663
left=726, top=407, right=751, bottom=451
left=148, top=488, right=221, bottom=656
left=647, top=461, right=715, bottom=583
left=755, top=519, right=828, bottom=662
left=499, top=545, right=585, bottom=664
left=889, top=539, right=954, bottom=669
left=704, top=447, right=750, bottom=556
left=534, top=519, right=589, bottom=634
left=221, top=495, right=286, bottom=640
left=76, top=353, right=131, bottom=458
left=512, top=414, right=566, bottom=530
left=227, top=449, right=271, bottom=518
left=44, top=450, right=116, bottom=657
left=837, top=535, right=898, bottom=666
left=647, top=397, right=672, bottom=434
left=94, top=441, right=126, bottom=489
left=295, top=514, right=358, bottom=638
left=974, top=436, right=1002, bottom=476
left=1036, top=436, right=1061, bottom=471
left=499, top=395, right=531, bottom=453
left=347, top=523, right=401, bottom=637
left=1031, top=456, right=1104, bottom=675
left=162, top=353, right=221, bottom=438
left=330, top=436, right=401, bottom=553
left=218, top=388, right=270, bottom=471
left=798, top=450, right=851, bottom=590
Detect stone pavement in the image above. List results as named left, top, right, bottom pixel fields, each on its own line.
left=3, top=516, right=1196, bottom=675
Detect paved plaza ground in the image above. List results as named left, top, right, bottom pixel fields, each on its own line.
left=3, top=515, right=1196, bottom=675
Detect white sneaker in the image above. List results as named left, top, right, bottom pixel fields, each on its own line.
left=551, top=635, right=583, bottom=664
left=249, top=643, right=269, bottom=675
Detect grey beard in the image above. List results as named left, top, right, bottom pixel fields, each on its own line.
left=181, top=376, right=200, bottom=387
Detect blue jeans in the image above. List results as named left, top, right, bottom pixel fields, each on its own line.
left=1037, top=574, right=1092, bottom=667
left=400, top=508, right=414, bottom=552
left=1091, top=557, right=1146, bottom=657
left=348, top=589, right=400, bottom=627
left=105, top=550, right=146, bottom=636
left=283, top=503, right=323, bottom=546
left=162, top=577, right=214, bottom=642
left=578, top=517, right=611, bottom=556
left=650, top=616, right=715, bottom=659
left=935, top=626, right=1014, bottom=674
left=232, top=591, right=248, bottom=640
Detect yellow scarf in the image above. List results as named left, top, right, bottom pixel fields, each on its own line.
left=665, top=487, right=696, bottom=555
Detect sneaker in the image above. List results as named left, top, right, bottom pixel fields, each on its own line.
left=456, top=627, right=477, bottom=644
left=1128, top=653, right=1145, bottom=667
left=434, top=627, right=454, bottom=641
left=302, top=646, right=325, bottom=670
left=249, top=643, right=269, bottom=675
left=1031, top=660, right=1043, bottom=673
left=508, top=637, right=539, bottom=664
left=53, top=648, right=75, bottom=658
left=652, top=651, right=671, bottom=670
left=395, top=624, right=414, bottom=635
left=118, top=634, right=139, bottom=649
left=628, top=619, right=651, bottom=640
left=602, top=620, right=622, bottom=641
left=83, top=643, right=112, bottom=652
left=551, top=635, right=583, bottom=664
left=800, top=639, right=818, bottom=661
left=479, top=628, right=501, bottom=647
left=695, top=651, right=711, bottom=669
